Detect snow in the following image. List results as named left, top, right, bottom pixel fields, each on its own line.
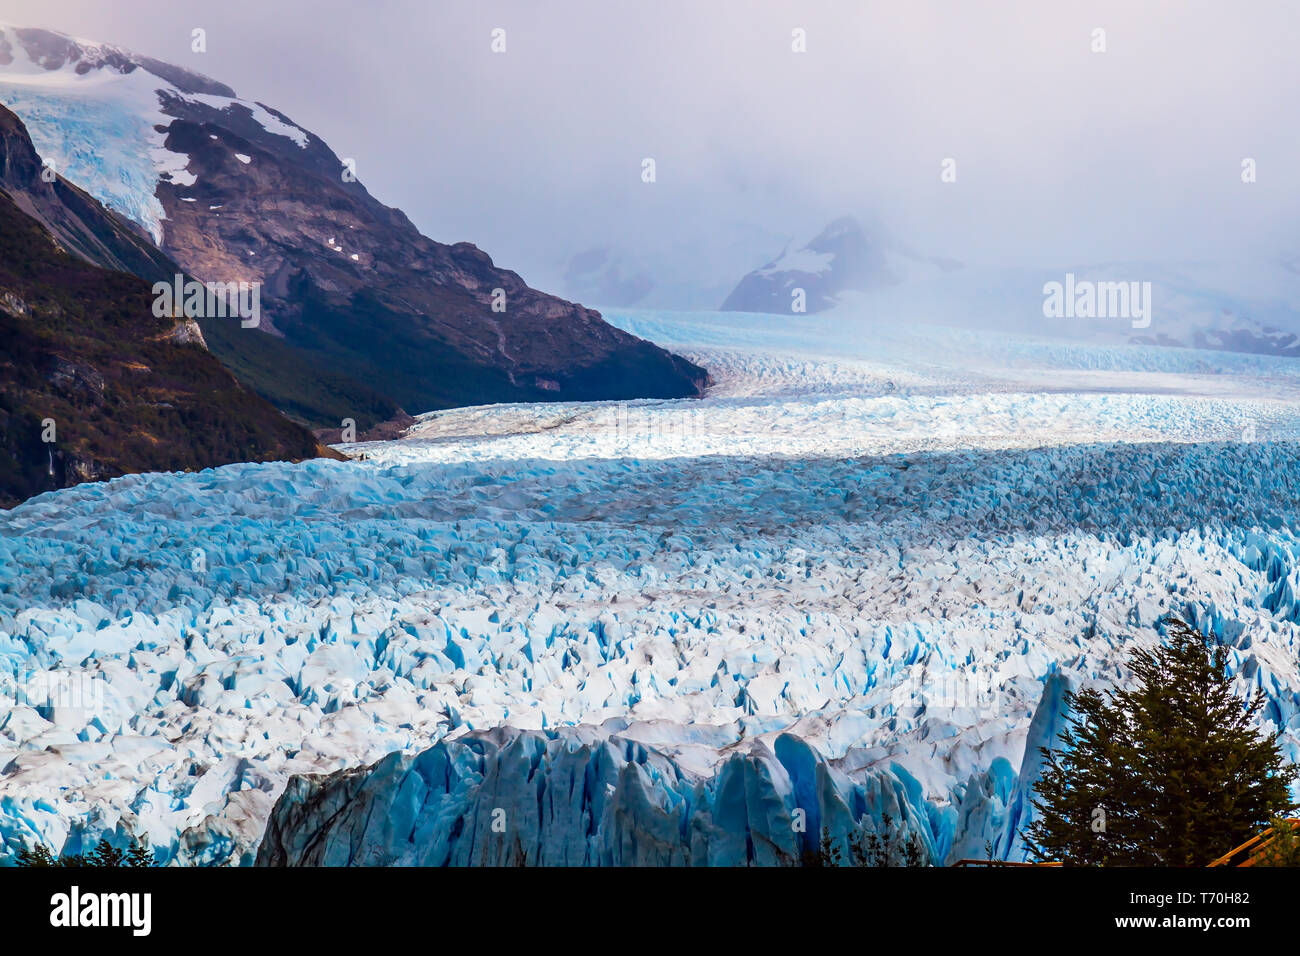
left=757, top=246, right=836, bottom=277
left=153, top=146, right=196, bottom=188
left=0, top=24, right=308, bottom=245
left=180, top=93, right=309, bottom=149
left=0, top=34, right=178, bottom=242
left=234, top=153, right=251, bottom=165
left=3, top=306, right=1300, bottom=865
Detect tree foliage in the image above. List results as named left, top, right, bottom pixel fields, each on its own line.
left=15, top=838, right=156, bottom=868
left=799, top=814, right=929, bottom=867
left=1026, top=618, right=1297, bottom=866
left=1251, top=817, right=1300, bottom=867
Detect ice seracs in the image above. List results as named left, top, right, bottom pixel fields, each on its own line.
left=1, top=307, right=1298, bottom=865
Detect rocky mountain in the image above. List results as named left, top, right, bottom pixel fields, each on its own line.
left=1131, top=313, right=1300, bottom=357
left=0, top=103, right=331, bottom=507
left=722, top=217, right=883, bottom=313
left=554, top=220, right=797, bottom=311
left=0, top=104, right=174, bottom=282
left=0, top=25, right=709, bottom=428
left=721, top=216, right=962, bottom=314
left=721, top=217, right=1300, bottom=364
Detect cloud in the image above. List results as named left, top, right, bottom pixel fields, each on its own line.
left=7, top=0, right=1299, bottom=306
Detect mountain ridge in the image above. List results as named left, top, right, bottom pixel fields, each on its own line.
left=0, top=102, right=335, bottom=507
left=0, top=24, right=710, bottom=424
left=721, top=215, right=962, bottom=314
left=0, top=102, right=175, bottom=282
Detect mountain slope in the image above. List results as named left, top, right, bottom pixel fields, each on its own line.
left=722, top=217, right=882, bottom=313
left=0, top=106, right=332, bottom=507
left=721, top=216, right=962, bottom=314
left=0, top=25, right=710, bottom=422
left=0, top=100, right=174, bottom=282
left=721, top=214, right=1300, bottom=359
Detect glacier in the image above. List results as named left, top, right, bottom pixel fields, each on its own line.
left=0, top=63, right=176, bottom=243
left=3, top=307, right=1300, bottom=865
left=0, top=21, right=313, bottom=244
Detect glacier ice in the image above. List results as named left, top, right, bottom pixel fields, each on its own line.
left=0, top=23, right=312, bottom=245
left=2, top=309, right=1300, bottom=865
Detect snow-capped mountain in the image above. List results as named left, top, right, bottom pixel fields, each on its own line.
left=719, top=214, right=1300, bottom=365
left=0, top=24, right=708, bottom=424
left=0, top=102, right=173, bottom=282
left=0, top=103, right=328, bottom=506
left=847, top=256, right=1300, bottom=357
left=1133, top=311, right=1300, bottom=357
left=721, top=216, right=961, bottom=314
left=554, top=219, right=796, bottom=311
left=5, top=21, right=1300, bottom=873
left=0, top=24, right=241, bottom=243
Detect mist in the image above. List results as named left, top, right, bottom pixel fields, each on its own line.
left=5, top=0, right=1298, bottom=307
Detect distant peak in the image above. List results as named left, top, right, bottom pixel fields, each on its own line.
left=815, top=216, right=865, bottom=240
left=0, top=23, right=236, bottom=97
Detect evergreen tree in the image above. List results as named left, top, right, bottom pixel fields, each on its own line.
left=1252, top=816, right=1300, bottom=867
left=847, top=812, right=928, bottom=867
left=15, top=837, right=156, bottom=867
left=1026, top=618, right=1297, bottom=865
left=800, top=827, right=843, bottom=867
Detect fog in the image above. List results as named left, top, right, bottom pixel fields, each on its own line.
left=5, top=0, right=1298, bottom=306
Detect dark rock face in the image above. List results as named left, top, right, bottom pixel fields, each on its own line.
left=148, top=108, right=709, bottom=413
left=1, top=28, right=710, bottom=421
left=0, top=104, right=174, bottom=282
left=0, top=104, right=330, bottom=508
left=721, top=217, right=891, bottom=314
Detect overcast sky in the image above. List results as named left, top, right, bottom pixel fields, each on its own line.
left=4, top=0, right=1299, bottom=305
